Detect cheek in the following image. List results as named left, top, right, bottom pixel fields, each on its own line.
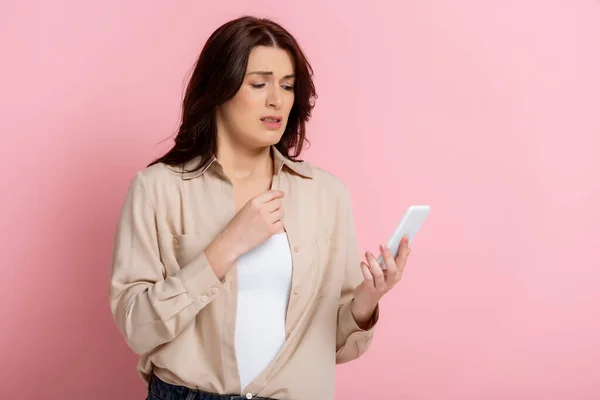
left=240, top=89, right=266, bottom=115
left=284, top=93, right=295, bottom=116
left=225, top=91, right=260, bottom=121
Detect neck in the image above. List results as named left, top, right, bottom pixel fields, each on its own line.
left=215, top=137, right=274, bottom=181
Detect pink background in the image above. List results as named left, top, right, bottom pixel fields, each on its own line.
left=2, top=1, right=599, bottom=399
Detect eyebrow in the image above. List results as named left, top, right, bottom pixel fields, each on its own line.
left=246, top=71, right=295, bottom=79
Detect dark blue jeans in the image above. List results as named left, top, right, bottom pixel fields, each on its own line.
left=147, top=373, right=276, bottom=400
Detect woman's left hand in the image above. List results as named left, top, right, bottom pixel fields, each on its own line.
left=350, top=235, right=411, bottom=328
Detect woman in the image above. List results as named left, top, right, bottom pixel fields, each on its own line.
left=109, top=15, right=411, bottom=400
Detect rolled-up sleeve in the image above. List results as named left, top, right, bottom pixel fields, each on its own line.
left=109, top=172, right=224, bottom=356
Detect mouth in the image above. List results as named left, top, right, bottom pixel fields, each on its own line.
left=260, top=115, right=283, bottom=130
left=260, top=116, right=282, bottom=123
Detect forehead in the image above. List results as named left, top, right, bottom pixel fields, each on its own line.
left=246, top=46, right=295, bottom=76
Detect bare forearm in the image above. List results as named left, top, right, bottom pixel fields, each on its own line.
left=204, top=232, right=238, bottom=280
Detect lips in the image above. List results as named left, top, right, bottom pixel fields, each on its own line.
left=260, top=116, right=282, bottom=123
left=260, top=115, right=283, bottom=130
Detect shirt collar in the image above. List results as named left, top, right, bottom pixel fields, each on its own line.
left=169, top=145, right=313, bottom=180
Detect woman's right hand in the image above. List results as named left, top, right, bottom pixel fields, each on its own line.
left=205, top=190, right=285, bottom=279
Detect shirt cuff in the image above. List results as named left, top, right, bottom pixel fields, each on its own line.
left=177, top=251, right=225, bottom=303
left=338, top=299, right=380, bottom=339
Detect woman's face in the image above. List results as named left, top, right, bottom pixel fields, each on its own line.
left=217, top=45, right=296, bottom=150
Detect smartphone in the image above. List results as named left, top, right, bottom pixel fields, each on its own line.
left=376, top=205, right=431, bottom=268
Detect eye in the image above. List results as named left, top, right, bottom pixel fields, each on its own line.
left=282, top=84, right=295, bottom=92
left=251, top=83, right=265, bottom=89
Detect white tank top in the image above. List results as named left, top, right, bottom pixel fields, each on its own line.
left=234, top=232, right=293, bottom=391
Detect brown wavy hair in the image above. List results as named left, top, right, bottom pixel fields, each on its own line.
left=149, top=16, right=317, bottom=172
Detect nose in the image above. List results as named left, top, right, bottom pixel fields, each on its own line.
left=266, top=87, right=283, bottom=109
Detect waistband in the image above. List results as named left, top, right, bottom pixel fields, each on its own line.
left=148, top=373, right=275, bottom=400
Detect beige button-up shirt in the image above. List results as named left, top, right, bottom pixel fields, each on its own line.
left=109, top=146, right=379, bottom=400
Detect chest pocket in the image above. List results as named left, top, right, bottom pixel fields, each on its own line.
left=158, top=232, right=206, bottom=277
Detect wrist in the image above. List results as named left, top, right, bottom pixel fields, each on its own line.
left=350, top=298, right=377, bottom=329
left=205, top=233, right=238, bottom=279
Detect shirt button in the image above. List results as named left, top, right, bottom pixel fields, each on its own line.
left=293, top=287, right=299, bottom=295
left=173, top=238, right=179, bottom=245
left=293, top=245, right=300, bottom=252
left=211, top=287, right=219, bottom=294
left=200, top=295, right=208, bottom=302
left=246, top=394, right=253, bottom=399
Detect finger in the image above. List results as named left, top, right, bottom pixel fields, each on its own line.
left=257, top=190, right=285, bottom=203
left=366, top=251, right=386, bottom=290
left=395, top=236, right=411, bottom=276
left=360, top=262, right=374, bottom=287
left=379, top=244, right=398, bottom=276
left=264, top=198, right=283, bottom=213
left=272, top=220, right=285, bottom=233
left=267, top=208, right=285, bottom=224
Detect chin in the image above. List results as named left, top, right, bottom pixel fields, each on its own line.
left=256, top=130, right=284, bottom=147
